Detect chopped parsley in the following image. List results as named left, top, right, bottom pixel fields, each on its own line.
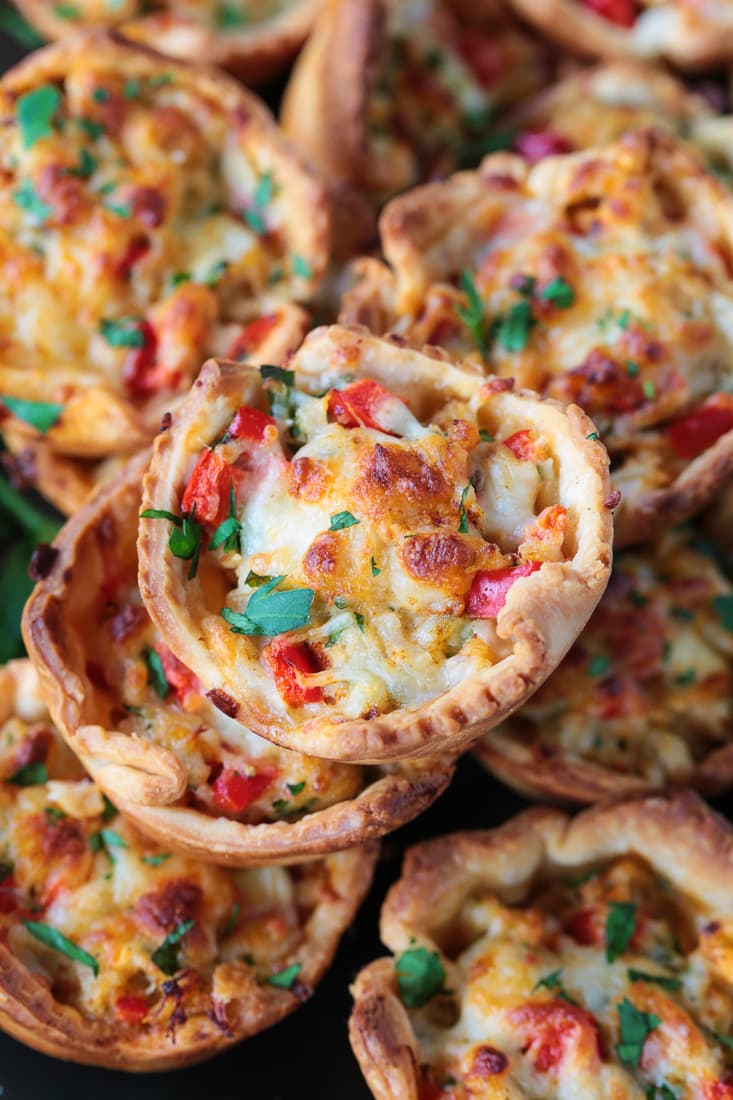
left=17, top=85, right=61, bottom=149
left=104, top=200, right=132, bottom=219
left=265, top=963, right=301, bottom=990
left=223, top=901, right=240, bottom=937
left=370, top=557, right=381, bottom=577
left=99, top=317, right=145, bottom=348
left=456, top=269, right=487, bottom=357
left=494, top=299, right=535, bottom=353
left=210, top=485, right=240, bottom=553
left=13, top=179, right=52, bottom=223
left=204, top=260, right=228, bottom=286
left=140, top=853, right=172, bottom=867
left=395, top=946, right=446, bottom=1008
left=0, top=5, right=44, bottom=46
left=626, top=360, right=640, bottom=377
left=151, top=919, right=194, bottom=975
left=627, top=968, right=682, bottom=991
left=142, top=646, right=170, bottom=699
left=329, top=511, right=359, bottom=531
left=68, top=147, right=97, bottom=179
left=587, top=654, right=611, bottom=679
left=674, top=668, right=696, bottom=686
left=101, top=795, right=117, bottom=820
left=2, top=396, right=62, bottom=433
left=244, top=206, right=266, bottom=235
left=24, top=921, right=99, bottom=977
left=532, top=969, right=577, bottom=1004
left=586, top=431, right=599, bottom=441
left=89, top=828, right=128, bottom=862
left=291, top=254, right=312, bottom=280
left=221, top=576, right=314, bottom=637
left=642, top=380, right=656, bottom=400
left=77, top=117, right=103, bottom=140
left=616, top=998, right=660, bottom=1070
left=123, top=79, right=141, bottom=99
left=9, top=762, right=48, bottom=786
left=479, top=429, right=495, bottom=443
left=216, top=1, right=248, bottom=25
left=139, top=507, right=202, bottom=579
left=713, top=593, right=733, bottom=633
left=539, top=277, right=575, bottom=308
left=287, top=781, right=305, bottom=796
left=605, top=902, right=637, bottom=963
left=458, top=483, right=471, bottom=534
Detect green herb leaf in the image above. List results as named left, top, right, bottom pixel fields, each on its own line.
left=104, top=201, right=132, bottom=219
left=123, top=79, right=140, bottom=99
left=67, top=147, right=97, bottom=179
left=479, top=429, right=495, bottom=443
left=223, top=901, right=240, bottom=937
left=89, top=828, right=128, bottom=861
left=646, top=1086, right=677, bottom=1100
left=139, top=508, right=182, bottom=526
left=24, top=921, right=99, bottom=976
left=151, top=918, right=194, bottom=975
left=370, top=557, right=381, bottom=577
left=714, top=1031, right=733, bottom=1050
left=458, top=484, right=470, bottom=534
left=9, top=762, right=48, bottom=786
left=254, top=172, right=273, bottom=209
left=627, top=968, right=682, bottom=991
left=168, top=513, right=202, bottom=578
left=171, top=271, right=191, bottom=287
left=142, top=646, right=170, bottom=699
left=586, top=431, right=599, bottom=441
left=2, top=396, right=62, bottom=433
left=605, top=902, right=637, bottom=963
left=616, top=998, right=659, bottom=1070
left=713, top=594, right=733, bottom=633
left=643, top=380, right=656, bottom=400
left=99, top=317, right=144, bottom=348
left=140, top=852, right=171, bottom=867
left=626, top=360, right=640, bottom=377
left=395, top=946, right=446, bottom=1008
left=17, top=85, right=61, bottom=149
left=221, top=577, right=314, bottom=637
left=0, top=5, right=44, bottom=46
left=13, top=178, right=52, bottom=223
left=244, top=207, right=266, bottom=235
left=77, top=117, right=103, bottom=140
left=456, top=270, right=487, bottom=357
left=101, top=795, right=117, bottom=821
left=204, top=260, right=228, bottom=286
left=539, top=277, right=575, bottom=308
left=291, top=254, right=312, bottom=280
left=245, top=571, right=274, bottom=588
left=588, top=654, right=611, bottom=679
left=260, top=365, right=294, bottom=386
left=532, top=969, right=578, bottom=1004
left=324, top=625, right=347, bottom=648
left=495, top=299, right=535, bottom=353
left=210, top=484, right=240, bottom=553
left=674, top=668, right=696, bottom=686
left=329, top=511, right=359, bottom=531
left=44, top=806, right=66, bottom=821
left=265, top=962, right=301, bottom=990
left=216, top=1, right=247, bottom=25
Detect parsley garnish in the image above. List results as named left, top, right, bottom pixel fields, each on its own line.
left=675, top=668, right=696, bottom=685
left=616, top=998, right=659, bottom=1070
left=324, top=625, right=347, bottom=648
left=2, top=396, right=62, bottom=433
left=713, top=593, right=733, bottom=633
left=123, top=79, right=140, bottom=99
left=221, top=576, right=314, bottom=637
left=605, top=902, right=637, bottom=963
left=626, top=360, right=640, bottom=377
left=77, top=117, right=103, bottom=140
left=539, top=277, right=575, bottom=308
left=24, top=921, right=99, bottom=976
left=13, top=179, right=52, bottom=222
left=17, top=85, right=60, bottom=149
left=479, top=429, right=495, bottom=443
left=533, top=969, right=577, bottom=1004
left=151, top=919, right=194, bottom=975
left=254, top=172, right=274, bottom=209
left=370, top=557, right=381, bottom=577
left=140, top=507, right=203, bottom=579
left=216, top=1, right=247, bottom=25
left=395, top=946, right=446, bottom=1008
left=89, top=828, right=128, bottom=862
left=495, top=299, right=535, bottom=352
left=291, top=254, right=312, bottom=280
left=223, top=901, right=240, bottom=936
left=588, top=654, right=611, bottom=679
left=142, top=646, right=169, bottom=699
left=9, top=762, right=48, bottom=786
left=329, top=511, right=359, bottom=531
left=44, top=806, right=66, bottom=821
left=714, top=1031, right=733, bottom=1050
left=101, top=795, right=117, bottom=820
left=458, top=484, right=471, bottom=533
left=244, top=207, right=266, bottom=235
left=140, top=852, right=171, bottom=867
left=586, top=431, right=599, bottom=441
left=266, top=963, right=301, bottom=990
left=646, top=1086, right=677, bottom=1100
left=99, top=317, right=144, bottom=348
left=643, top=380, right=656, bottom=400
left=0, top=5, right=44, bottom=46
left=287, top=781, right=305, bottom=796
left=204, top=260, right=228, bottom=286
left=210, top=485, right=240, bottom=553
left=260, top=365, right=294, bottom=386
left=456, top=270, right=487, bottom=357
left=104, top=200, right=132, bottom=219
left=245, top=570, right=274, bottom=588
left=627, top=968, right=681, bottom=991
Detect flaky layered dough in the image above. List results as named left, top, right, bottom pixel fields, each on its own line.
left=0, top=662, right=376, bottom=1070
left=506, top=0, right=733, bottom=70
left=0, top=32, right=327, bottom=468
left=350, top=793, right=733, bottom=1099
left=21, top=452, right=453, bottom=864
left=344, top=130, right=733, bottom=546
left=138, top=324, right=612, bottom=763
left=13, top=0, right=319, bottom=84
left=474, top=526, right=733, bottom=803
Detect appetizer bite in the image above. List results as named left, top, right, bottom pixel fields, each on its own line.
left=138, top=325, right=613, bottom=763
left=351, top=793, right=733, bottom=1099
left=11, top=0, right=320, bottom=84
left=22, top=452, right=453, bottom=864
left=343, top=129, right=733, bottom=545
left=0, top=659, right=376, bottom=1070
left=475, top=524, right=733, bottom=802
left=0, top=31, right=326, bottom=480
left=506, top=0, right=733, bottom=70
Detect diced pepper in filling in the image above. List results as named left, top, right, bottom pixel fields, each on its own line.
left=263, top=638, right=324, bottom=706
left=582, top=0, right=637, bottom=26
left=666, top=399, right=733, bottom=460
left=327, top=379, right=405, bottom=434
left=211, top=766, right=276, bottom=815
left=181, top=449, right=233, bottom=529
left=229, top=405, right=277, bottom=443
left=466, top=562, right=542, bottom=618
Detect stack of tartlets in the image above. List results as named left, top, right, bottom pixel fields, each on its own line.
left=2, top=0, right=733, bottom=1092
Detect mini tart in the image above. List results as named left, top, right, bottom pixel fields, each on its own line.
left=345, top=129, right=733, bottom=547
left=22, top=452, right=453, bottom=865
left=474, top=524, right=733, bottom=804
left=13, top=0, right=320, bottom=84
left=350, top=793, right=733, bottom=1100
left=506, top=0, right=733, bottom=71
left=138, top=324, right=612, bottom=764
left=0, top=31, right=327, bottom=466
left=0, top=661, right=375, bottom=1071
left=281, top=0, right=549, bottom=210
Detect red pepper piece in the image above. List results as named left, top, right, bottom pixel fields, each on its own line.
left=115, top=236, right=150, bottom=281
left=466, top=562, right=542, bottom=618
left=510, top=1000, right=604, bottom=1071
left=502, top=429, right=537, bottom=461
left=227, top=314, right=280, bottom=359
left=155, top=643, right=201, bottom=706
left=582, top=0, right=637, bottom=26
left=515, top=130, right=574, bottom=164
left=666, top=400, right=733, bottom=460
left=212, top=767, right=276, bottom=815
left=0, top=874, right=18, bottom=914
left=263, top=638, right=324, bottom=706
left=229, top=405, right=277, bottom=443
left=121, top=320, right=159, bottom=398
left=181, top=449, right=233, bottom=529
left=116, top=995, right=149, bottom=1025
left=327, top=379, right=403, bottom=433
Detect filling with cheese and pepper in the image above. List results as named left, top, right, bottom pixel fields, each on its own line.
left=0, top=40, right=322, bottom=449
left=487, top=526, right=733, bottom=788
left=388, top=853, right=733, bottom=1099
left=0, top=689, right=343, bottom=1033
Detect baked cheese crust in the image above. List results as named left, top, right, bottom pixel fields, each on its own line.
left=476, top=524, right=733, bottom=802
left=0, top=660, right=376, bottom=1069
left=0, top=32, right=328, bottom=464
left=350, top=795, right=733, bottom=1100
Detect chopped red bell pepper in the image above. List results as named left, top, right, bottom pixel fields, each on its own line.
left=116, top=995, right=149, bottom=1025
left=327, top=379, right=403, bottom=433
left=115, top=237, right=150, bottom=281
left=263, top=638, right=324, bottom=706
left=666, top=400, right=733, bottom=460
left=564, top=907, right=599, bottom=946
left=466, top=562, right=542, bottom=618
left=121, top=320, right=159, bottom=398
left=229, top=405, right=277, bottom=443
left=212, top=767, right=276, bottom=815
left=227, top=314, right=280, bottom=360
left=509, top=1000, right=604, bottom=1071
left=706, top=1082, right=733, bottom=1100
left=155, top=643, right=201, bottom=706
left=181, top=449, right=233, bottom=529
left=502, top=429, right=537, bottom=461
left=515, top=130, right=574, bottom=164
left=455, top=35, right=503, bottom=89
left=0, top=874, right=17, bottom=914
left=582, top=0, right=637, bottom=26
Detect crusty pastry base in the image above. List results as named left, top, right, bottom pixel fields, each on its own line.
left=349, top=791, right=733, bottom=1099
left=21, top=451, right=454, bottom=864
left=507, top=0, right=733, bottom=70
left=139, top=323, right=612, bottom=764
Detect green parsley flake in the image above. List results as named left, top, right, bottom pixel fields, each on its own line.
left=55, top=3, right=80, bottom=17
left=13, top=179, right=52, bottom=223
left=2, top=396, right=62, bottom=433
left=0, top=6, right=44, bottom=46
left=642, top=380, right=656, bottom=400
left=605, top=901, right=637, bottom=962
left=9, top=761, right=48, bottom=786
left=142, top=646, right=170, bottom=699
left=24, top=920, right=99, bottom=977
left=456, top=269, right=487, bottom=357
left=495, top=299, right=535, bottom=353
left=99, top=317, right=144, bottom=348
left=370, top=557, right=381, bottom=577
left=616, top=998, right=660, bottom=1070
left=210, top=485, right=240, bottom=553
left=329, top=511, right=359, bottom=531
left=140, top=853, right=172, bottom=867
left=587, top=654, right=611, bottom=679
left=458, top=484, right=471, bottom=534
left=151, top=919, right=194, bottom=976
left=222, top=576, right=314, bottom=637
left=627, top=968, right=682, bottom=991
left=713, top=593, right=733, bottom=633
left=17, top=85, right=61, bottom=149
left=395, top=946, right=446, bottom=1008
left=539, top=277, right=575, bottom=308
left=265, top=963, right=301, bottom=990
left=291, top=254, right=312, bottom=280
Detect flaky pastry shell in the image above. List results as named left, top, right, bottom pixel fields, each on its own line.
left=22, top=452, right=453, bottom=865
left=138, top=324, right=612, bottom=764
left=350, top=792, right=733, bottom=1099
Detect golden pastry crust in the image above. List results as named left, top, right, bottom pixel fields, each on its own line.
left=350, top=793, right=733, bottom=1099
left=14, top=0, right=320, bottom=84
left=0, top=32, right=328, bottom=466
left=347, top=129, right=733, bottom=547
left=21, top=452, right=453, bottom=864
left=474, top=525, right=733, bottom=803
left=0, top=659, right=376, bottom=1070
left=506, top=0, right=733, bottom=71
left=138, top=324, right=612, bottom=764
left=281, top=0, right=549, bottom=212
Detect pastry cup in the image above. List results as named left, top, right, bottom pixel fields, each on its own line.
left=14, top=0, right=320, bottom=84
left=359, top=128, right=733, bottom=547
left=138, top=324, right=612, bottom=764
left=506, top=0, right=733, bottom=71
left=350, top=791, right=733, bottom=1099
left=0, top=31, right=327, bottom=465
left=22, top=451, right=453, bottom=865
left=0, top=659, right=375, bottom=1070
left=474, top=524, right=733, bottom=803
